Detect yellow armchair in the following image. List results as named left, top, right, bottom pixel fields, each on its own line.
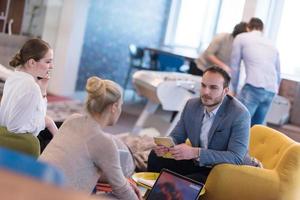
left=201, top=125, right=300, bottom=200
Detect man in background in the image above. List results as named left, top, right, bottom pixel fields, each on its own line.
left=190, top=22, right=247, bottom=75
left=231, top=17, right=281, bottom=126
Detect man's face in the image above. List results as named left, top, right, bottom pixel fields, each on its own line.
left=200, top=71, right=229, bottom=107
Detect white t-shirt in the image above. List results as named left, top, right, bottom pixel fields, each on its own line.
left=0, top=71, right=47, bottom=136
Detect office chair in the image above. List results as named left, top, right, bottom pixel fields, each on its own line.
left=157, top=53, right=185, bottom=72
left=124, top=44, right=157, bottom=90
left=0, top=147, right=65, bottom=186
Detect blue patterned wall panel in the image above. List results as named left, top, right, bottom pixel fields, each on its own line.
left=76, top=0, right=170, bottom=90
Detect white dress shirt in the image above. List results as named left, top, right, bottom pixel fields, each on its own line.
left=0, top=71, right=47, bottom=136
left=200, top=104, right=221, bottom=149
left=231, top=31, right=281, bottom=93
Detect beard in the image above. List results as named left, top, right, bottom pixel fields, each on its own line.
left=201, top=94, right=224, bottom=107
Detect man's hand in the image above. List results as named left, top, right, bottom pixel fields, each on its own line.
left=153, top=145, right=170, bottom=157
left=169, top=144, right=199, bottom=160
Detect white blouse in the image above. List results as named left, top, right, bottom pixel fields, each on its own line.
left=0, top=71, right=47, bottom=136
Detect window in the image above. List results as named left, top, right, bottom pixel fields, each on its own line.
left=164, top=0, right=245, bottom=51
left=173, top=0, right=210, bottom=48
left=254, top=0, right=282, bottom=41
left=215, top=0, right=246, bottom=34
left=164, top=0, right=220, bottom=49
left=251, top=0, right=299, bottom=81
left=276, top=0, right=300, bottom=80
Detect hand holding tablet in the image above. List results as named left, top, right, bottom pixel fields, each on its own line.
left=153, top=137, right=175, bottom=159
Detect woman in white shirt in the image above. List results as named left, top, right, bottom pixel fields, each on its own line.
left=0, top=38, right=58, bottom=157
left=40, top=76, right=142, bottom=200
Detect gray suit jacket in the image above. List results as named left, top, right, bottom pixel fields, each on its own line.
left=170, top=95, right=250, bottom=167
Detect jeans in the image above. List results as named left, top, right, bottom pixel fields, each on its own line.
left=238, top=84, right=275, bottom=126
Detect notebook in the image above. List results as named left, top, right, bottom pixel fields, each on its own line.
left=146, top=169, right=204, bottom=200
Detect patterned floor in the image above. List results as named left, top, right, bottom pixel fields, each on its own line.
left=47, top=99, right=84, bottom=123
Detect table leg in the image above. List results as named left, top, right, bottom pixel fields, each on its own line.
left=132, top=100, right=159, bottom=135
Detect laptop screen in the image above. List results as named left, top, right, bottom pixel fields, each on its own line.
left=146, top=169, right=203, bottom=200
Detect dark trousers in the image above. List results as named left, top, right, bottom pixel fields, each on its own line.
left=188, top=61, right=203, bottom=76
left=38, top=121, right=63, bottom=153
left=147, top=150, right=211, bottom=184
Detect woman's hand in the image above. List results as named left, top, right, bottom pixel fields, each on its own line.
left=45, top=115, right=58, bottom=136
left=129, top=180, right=143, bottom=200
left=36, top=76, right=50, bottom=96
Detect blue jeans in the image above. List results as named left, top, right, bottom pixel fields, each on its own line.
left=238, top=84, right=275, bottom=126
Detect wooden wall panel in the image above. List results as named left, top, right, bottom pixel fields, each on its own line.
left=0, top=0, right=25, bottom=34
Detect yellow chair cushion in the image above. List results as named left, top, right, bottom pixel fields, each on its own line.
left=249, top=125, right=294, bottom=169
left=202, top=125, right=300, bottom=200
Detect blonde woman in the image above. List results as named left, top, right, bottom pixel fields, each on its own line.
left=0, top=38, right=58, bottom=157
left=39, top=76, right=141, bottom=200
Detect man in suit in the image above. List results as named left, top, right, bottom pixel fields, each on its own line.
left=148, top=66, right=250, bottom=183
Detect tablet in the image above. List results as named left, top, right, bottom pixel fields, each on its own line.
left=146, top=169, right=204, bottom=200
left=153, top=137, right=175, bottom=159
left=153, top=137, right=175, bottom=147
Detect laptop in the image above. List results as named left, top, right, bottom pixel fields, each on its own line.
left=146, top=169, right=204, bottom=200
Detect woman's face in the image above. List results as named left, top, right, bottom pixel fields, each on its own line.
left=108, top=99, right=123, bottom=126
left=33, top=49, right=54, bottom=79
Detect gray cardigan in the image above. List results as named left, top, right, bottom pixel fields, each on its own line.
left=39, top=114, right=137, bottom=200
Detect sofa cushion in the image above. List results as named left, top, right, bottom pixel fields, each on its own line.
left=249, top=125, right=294, bottom=169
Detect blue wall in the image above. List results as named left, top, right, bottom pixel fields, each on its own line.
left=76, top=0, right=171, bottom=90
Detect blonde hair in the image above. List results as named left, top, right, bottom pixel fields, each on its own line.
left=9, top=38, right=51, bottom=68
left=85, top=76, right=122, bottom=115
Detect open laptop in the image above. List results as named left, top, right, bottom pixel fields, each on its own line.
left=146, top=169, right=204, bottom=200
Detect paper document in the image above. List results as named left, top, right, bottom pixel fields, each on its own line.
left=137, top=178, right=155, bottom=188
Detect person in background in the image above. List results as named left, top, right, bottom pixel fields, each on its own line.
left=0, top=38, right=58, bottom=157
left=190, top=22, right=248, bottom=75
left=231, top=17, right=281, bottom=126
left=39, top=76, right=142, bottom=200
left=148, top=66, right=250, bottom=183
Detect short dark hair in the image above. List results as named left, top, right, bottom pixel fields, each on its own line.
left=203, top=66, right=231, bottom=88
left=248, top=17, right=264, bottom=31
left=232, top=22, right=248, bottom=38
